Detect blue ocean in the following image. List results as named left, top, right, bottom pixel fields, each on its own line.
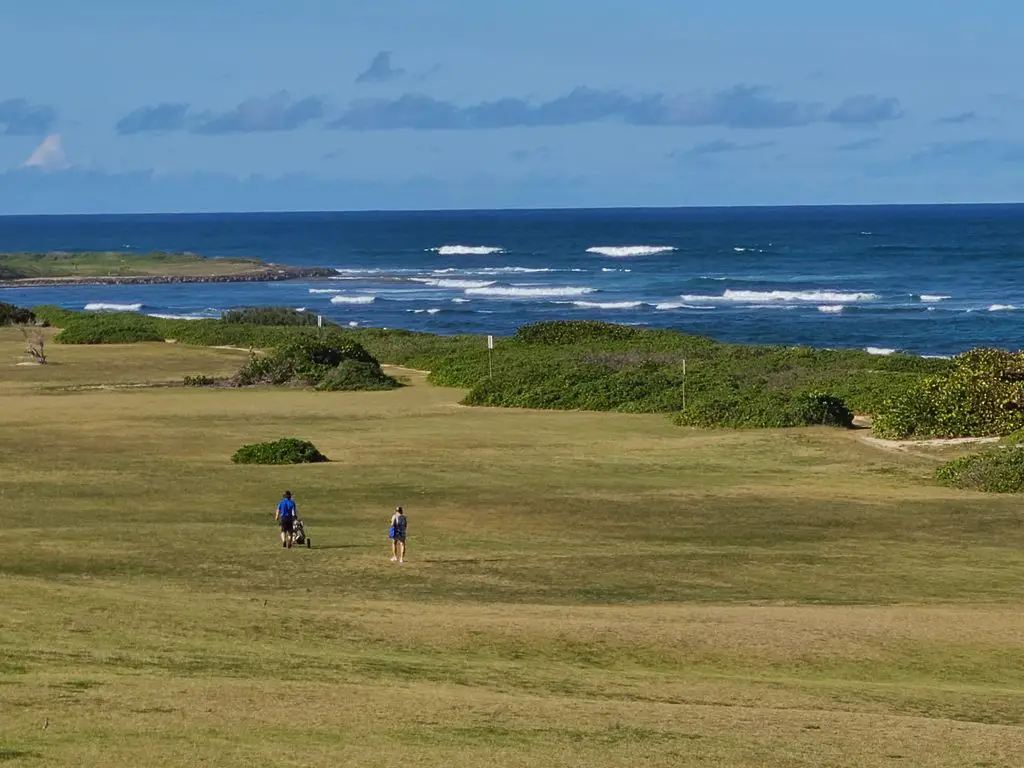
left=2, top=205, right=1023, bottom=357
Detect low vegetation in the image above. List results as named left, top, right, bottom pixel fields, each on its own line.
left=221, top=307, right=326, bottom=326
left=872, top=348, right=1024, bottom=439
left=231, top=437, right=329, bottom=465
left=936, top=445, right=1024, bottom=493
left=35, top=310, right=951, bottom=429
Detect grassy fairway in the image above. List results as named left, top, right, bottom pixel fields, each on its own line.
left=1, top=328, right=1023, bottom=767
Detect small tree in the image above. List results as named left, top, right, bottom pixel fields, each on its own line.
left=21, top=326, right=47, bottom=364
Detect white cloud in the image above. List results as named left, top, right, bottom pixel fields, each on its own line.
left=22, top=134, right=69, bottom=171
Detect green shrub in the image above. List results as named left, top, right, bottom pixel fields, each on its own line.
left=0, top=302, right=36, bottom=326
left=183, top=375, right=219, bottom=387
left=514, top=320, right=642, bottom=345
left=231, top=337, right=396, bottom=389
left=675, top=389, right=854, bottom=430
left=1000, top=428, right=1024, bottom=445
left=936, top=446, right=1024, bottom=493
left=872, top=349, right=1024, bottom=439
left=56, top=314, right=164, bottom=344
left=315, top=359, right=400, bottom=391
left=222, top=307, right=330, bottom=326
left=231, top=438, right=329, bottom=465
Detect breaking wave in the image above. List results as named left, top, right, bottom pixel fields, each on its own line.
left=407, top=308, right=441, bottom=314
left=817, top=305, right=844, bottom=314
left=679, top=290, right=878, bottom=304
left=464, top=285, right=597, bottom=298
left=571, top=300, right=645, bottom=310
left=429, top=245, right=505, bottom=256
left=410, top=278, right=496, bottom=289
left=586, top=245, right=677, bottom=258
left=654, top=302, right=716, bottom=311
left=330, top=295, right=376, bottom=305
left=84, top=302, right=142, bottom=312
left=989, top=304, right=1017, bottom=312
left=309, top=288, right=343, bottom=294
left=866, top=347, right=897, bottom=356
left=919, top=294, right=951, bottom=303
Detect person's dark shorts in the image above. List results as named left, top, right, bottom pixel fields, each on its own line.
left=279, top=517, right=294, bottom=534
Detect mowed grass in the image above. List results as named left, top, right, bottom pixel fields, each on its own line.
left=1, top=328, right=1023, bottom=767
left=0, top=251, right=268, bottom=279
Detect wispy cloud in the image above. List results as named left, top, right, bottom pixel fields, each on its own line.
left=116, top=103, right=190, bottom=135
left=355, top=51, right=407, bottom=84
left=115, top=85, right=907, bottom=135
left=0, top=98, right=58, bottom=136
left=936, top=110, right=978, bottom=125
left=192, top=91, right=325, bottom=134
left=681, top=139, right=776, bottom=156
left=826, top=95, right=903, bottom=125
left=330, top=85, right=899, bottom=131
left=836, top=137, right=883, bottom=152
left=911, top=139, right=1024, bottom=164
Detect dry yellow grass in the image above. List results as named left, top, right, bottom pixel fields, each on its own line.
left=1, top=327, right=1023, bottom=766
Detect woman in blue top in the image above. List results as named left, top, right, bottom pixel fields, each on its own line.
left=275, top=490, right=297, bottom=549
left=389, top=506, right=407, bottom=563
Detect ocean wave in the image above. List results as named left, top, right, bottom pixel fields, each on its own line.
left=866, top=347, right=897, bottom=356
left=84, top=302, right=142, bottom=312
left=654, top=302, right=715, bottom=311
left=464, top=285, right=597, bottom=298
left=407, top=308, right=441, bottom=314
left=587, top=245, right=677, bottom=258
left=429, top=245, right=505, bottom=256
left=679, top=289, right=878, bottom=304
left=451, top=298, right=471, bottom=304
left=475, top=266, right=567, bottom=274
left=919, top=294, right=951, bottom=303
left=571, top=300, right=645, bottom=310
left=309, top=288, right=343, bottom=294
left=601, top=268, right=633, bottom=273
left=989, top=304, right=1017, bottom=312
left=410, top=278, right=496, bottom=289
left=817, top=305, right=844, bottom=314
left=330, top=295, right=376, bottom=305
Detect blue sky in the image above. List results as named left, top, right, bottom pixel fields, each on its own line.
left=1, top=0, right=1021, bottom=213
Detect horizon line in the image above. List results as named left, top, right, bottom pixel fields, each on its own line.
left=2, top=200, right=1024, bottom=218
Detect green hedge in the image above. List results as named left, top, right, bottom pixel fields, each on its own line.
left=872, top=349, right=1024, bottom=439
left=936, top=446, right=1024, bottom=493
left=221, top=307, right=330, bottom=326
left=232, top=438, right=329, bottom=465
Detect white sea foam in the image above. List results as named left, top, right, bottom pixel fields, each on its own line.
left=309, top=288, right=343, bottom=294
left=451, top=298, right=471, bottom=304
left=601, top=267, right=632, bottom=273
left=85, top=302, right=142, bottom=312
left=919, top=294, right=951, bottom=303
left=866, top=347, right=897, bottom=356
left=429, top=245, right=505, bottom=256
left=817, top=305, right=844, bottom=314
left=464, top=285, right=597, bottom=298
left=407, top=308, right=442, bottom=314
left=410, top=278, right=496, bottom=289
left=330, top=295, right=376, bottom=305
left=679, top=289, right=878, bottom=304
left=923, top=354, right=953, bottom=360
left=989, top=304, right=1017, bottom=312
left=654, top=302, right=715, bottom=311
left=586, top=245, right=676, bottom=258
left=474, top=266, right=563, bottom=274
left=147, top=313, right=206, bottom=321
left=571, top=300, right=645, bottom=310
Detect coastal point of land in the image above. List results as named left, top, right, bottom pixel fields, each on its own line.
left=0, top=251, right=336, bottom=286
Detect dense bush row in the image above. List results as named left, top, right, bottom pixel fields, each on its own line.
left=871, top=349, right=1024, bottom=439
left=936, top=446, right=1024, bottom=493
left=0, top=302, right=37, bottom=326
left=221, top=307, right=330, bottom=326
left=232, top=438, right=329, bottom=465
left=35, top=308, right=955, bottom=430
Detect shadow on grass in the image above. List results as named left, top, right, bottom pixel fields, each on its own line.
left=0, top=749, right=40, bottom=762
left=311, top=543, right=375, bottom=550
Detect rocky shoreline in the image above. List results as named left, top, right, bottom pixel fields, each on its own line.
left=0, top=266, right=337, bottom=288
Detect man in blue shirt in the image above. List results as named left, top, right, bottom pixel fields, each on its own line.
left=276, top=490, right=297, bottom=549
